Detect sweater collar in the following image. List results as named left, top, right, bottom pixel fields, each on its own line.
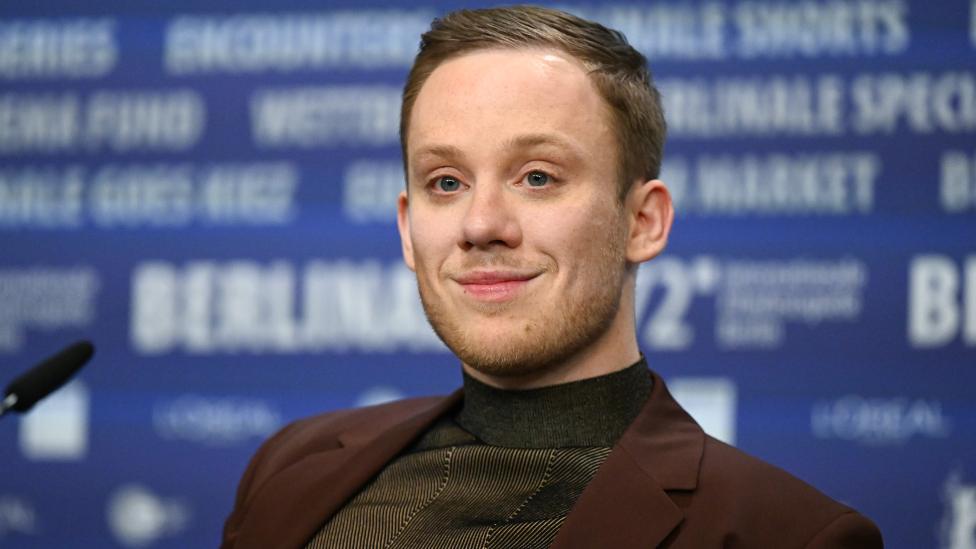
left=455, top=358, right=653, bottom=448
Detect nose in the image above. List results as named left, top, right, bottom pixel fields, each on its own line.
left=459, top=182, right=522, bottom=250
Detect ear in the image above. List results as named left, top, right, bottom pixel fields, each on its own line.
left=396, top=190, right=416, bottom=271
left=625, top=179, right=674, bottom=263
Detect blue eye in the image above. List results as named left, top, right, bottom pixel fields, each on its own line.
left=436, top=176, right=461, bottom=192
left=526, top=171, right=550, bottom=187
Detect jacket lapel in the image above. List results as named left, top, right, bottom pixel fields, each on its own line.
left=551, top=370, right=705, bottom=548
left=236, top=391, right=463, bottom=549
left=236, top=369, right=704, bottom=549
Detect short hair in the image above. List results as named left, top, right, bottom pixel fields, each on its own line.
left=400, top=5, right=666, bottom=197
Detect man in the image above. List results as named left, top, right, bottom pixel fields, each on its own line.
left=222, top=6, right=883, bottom=548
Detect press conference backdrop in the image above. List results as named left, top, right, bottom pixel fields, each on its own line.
left=0, top=0, right=973, bottom=546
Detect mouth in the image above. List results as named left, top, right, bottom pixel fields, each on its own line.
left=452, top=270, right=541, bottom=302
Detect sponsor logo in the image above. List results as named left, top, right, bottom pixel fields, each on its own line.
left=355, top=386, right=405, bottom=408
left=941, top=470, right=976, bottom=549
left=153, top=395, right=281, bottom=446
left=19, top=380, right=89, bottom=460
left=811, top=396, right=951, bottom=445
left=0, top=267, right=99, bottom=352
left=106, top=484, right=189, bottom=548
left=669, top=377, right=737, bottom=445
left=0, top=495, right=37, bottom=538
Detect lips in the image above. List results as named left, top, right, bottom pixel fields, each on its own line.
left=453, top=270, right=539, bottom=302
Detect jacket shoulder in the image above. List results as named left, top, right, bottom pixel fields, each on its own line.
left=684, top=435, right=883, bottom=547
left=221, top=395, right=448, bottom=548
left=250, top=395, right=447, bottom=483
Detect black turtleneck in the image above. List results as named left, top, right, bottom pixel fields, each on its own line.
left=306, top=359, right=653, bottom=549
left=456, top=358, right=653, bottom=448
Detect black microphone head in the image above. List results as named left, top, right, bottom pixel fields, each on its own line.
left=4, top=340, right=94, bottom=413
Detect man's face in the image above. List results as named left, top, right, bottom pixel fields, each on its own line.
left=399, top=48, right=632, bottom=379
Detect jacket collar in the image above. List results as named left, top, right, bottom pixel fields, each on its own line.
left=619, top=368, right=705, bottom=491
left=238, top=368, right=704, bottom=549
left=549, top=369, right=705, bottom=548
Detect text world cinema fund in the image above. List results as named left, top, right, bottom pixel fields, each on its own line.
left=0, top=90, right=203, bottom=154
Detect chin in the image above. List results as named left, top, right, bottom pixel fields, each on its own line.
left=455, top=341, right=566, bottom=379
left=431, top=311, right=612, bottom=379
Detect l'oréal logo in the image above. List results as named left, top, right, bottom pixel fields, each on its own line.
left=811, top=395, right=951, bottom=445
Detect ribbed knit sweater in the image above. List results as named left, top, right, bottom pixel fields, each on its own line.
left=306, top=359, right=653, bottom=549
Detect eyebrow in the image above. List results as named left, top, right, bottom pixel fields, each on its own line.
left=412, top=144, right=465, bottom=164
left=412, top=133, right=584, bottom=166
left=500, top=133, right=583, bottom=156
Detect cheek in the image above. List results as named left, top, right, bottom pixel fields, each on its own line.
left=539, top=203, right=622, bottom=262
left=408, top=212, right=455, bottom=270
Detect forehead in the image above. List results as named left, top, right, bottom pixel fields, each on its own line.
left=407, top=48, right=614, bottom=165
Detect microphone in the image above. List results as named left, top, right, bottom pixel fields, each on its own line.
left=1, top=341, right=94, bottom=418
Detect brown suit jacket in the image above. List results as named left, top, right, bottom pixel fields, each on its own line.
left=221, top=370, right=883, bottom=548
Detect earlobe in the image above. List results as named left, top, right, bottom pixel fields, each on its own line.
left=397, top=191, right=416, bottom=271
left=625, top=179, right=674, bottom=263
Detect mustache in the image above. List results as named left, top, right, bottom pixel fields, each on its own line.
left=449, top=254, right=553, bottom=275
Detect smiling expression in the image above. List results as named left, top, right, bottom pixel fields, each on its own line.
left=398, top=48, right=636, bottom=381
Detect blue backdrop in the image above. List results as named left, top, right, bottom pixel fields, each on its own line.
left=1, top=1, right=974, bottom=547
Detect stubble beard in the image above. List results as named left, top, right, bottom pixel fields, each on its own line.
left=415, top=226, right=628, bottom=379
